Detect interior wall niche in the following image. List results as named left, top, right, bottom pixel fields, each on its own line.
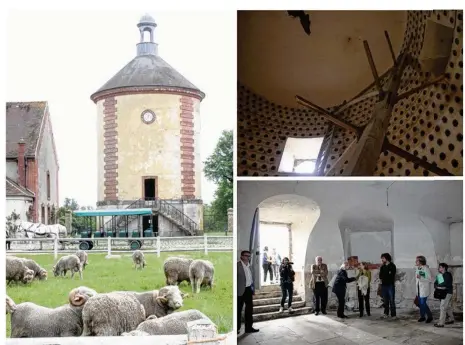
left=237, top=10, right=463, bottom=177
left=348, top=230, right=393, bottom=265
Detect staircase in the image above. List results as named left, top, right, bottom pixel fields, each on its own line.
left=252, top=284, right=311, bottom=322
left=102, top=198, right=199, bottom=236
left=315, top=124, right=335, bottom=175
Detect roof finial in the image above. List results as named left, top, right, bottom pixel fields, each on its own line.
left=137, top=14, right=158, bottom=56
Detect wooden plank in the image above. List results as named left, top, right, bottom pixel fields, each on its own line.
left=396, top=74, right=447, bottom=101
left=384, top=31, right=397, bottom=65
left=363, top=40, right=383, bottom=92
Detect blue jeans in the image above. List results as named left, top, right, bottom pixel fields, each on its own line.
left=381, top=285, right=396, bottom=317
left=418, top=296, right=432, bottom=319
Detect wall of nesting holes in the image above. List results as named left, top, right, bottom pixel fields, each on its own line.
left=237, top=10, right=463, bottom=176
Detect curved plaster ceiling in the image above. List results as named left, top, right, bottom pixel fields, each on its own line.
left=338, top=208, right=394, bottom=232
left=238, top=10, right=407, bottom=108
left=258, top=194, right=320, bottom=224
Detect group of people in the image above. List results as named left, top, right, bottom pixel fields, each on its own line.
left=261, top=246, right=282, bottom=284
left=238, top=249, right=456, bottom=334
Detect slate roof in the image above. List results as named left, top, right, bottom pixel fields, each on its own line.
left=6, top=102, right=47, bottom=158
left=6, top=177, right=35, bottom=198
left=91, top=55, right=205, bottom=100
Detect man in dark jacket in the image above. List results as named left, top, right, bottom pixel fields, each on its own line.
left=379, top=253, right=397, bottom=320
left=332, top=261, right=356, bottom=318
left=434, top=263, right=454, bottom=327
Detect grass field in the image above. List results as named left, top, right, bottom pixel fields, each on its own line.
left=6, top=251, right=233, bottom=337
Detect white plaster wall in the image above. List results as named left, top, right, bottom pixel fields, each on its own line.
left=350, top=231, right=392, bottom=264
left=450, top=222, right=463, bottom=264
left=6, top=197, right=33, bottom=221
left=6, top=161, right=17, bottom=182
left=419, top=215, right=451, bottom=264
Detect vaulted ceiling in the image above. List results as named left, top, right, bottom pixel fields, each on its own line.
left=238, top=10, right=407, bottom=108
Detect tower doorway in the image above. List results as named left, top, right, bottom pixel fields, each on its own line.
left=142, top=176, right=157, bottom=200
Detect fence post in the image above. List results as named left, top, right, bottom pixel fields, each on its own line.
left=204, top=233, right=208, bottom=255
left=107, top=236, right=111, bottom=257
left=53, top=238, right=58, bottom=261
left=157, top=236, right=161, bottom=258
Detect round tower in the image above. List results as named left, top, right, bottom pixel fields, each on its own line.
left=91, top=14, right=205, bottom=235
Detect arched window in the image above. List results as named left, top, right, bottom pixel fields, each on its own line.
left=46, top=171, right=51, bottom=200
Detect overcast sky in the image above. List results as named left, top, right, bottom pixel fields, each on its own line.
left=6, top=10, right=235, bottom=207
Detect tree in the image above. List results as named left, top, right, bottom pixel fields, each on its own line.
left=203, top=130, right=233, bottom=228
left=57, top=198, right=95, bottom=236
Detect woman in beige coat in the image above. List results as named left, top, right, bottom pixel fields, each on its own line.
left=310, top=256, right=329, bottom=315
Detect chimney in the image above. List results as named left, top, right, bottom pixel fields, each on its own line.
left=18, top=138, right=26, bottom=187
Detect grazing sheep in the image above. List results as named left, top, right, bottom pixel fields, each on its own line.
left=18, top=257, right=48, bottom=280
left=135, top=310, right=213, bottom=335
left=6, top=286, right=97, bottom=337
left=81, top=292, right=146, bottom=336
left=6, top=256, right=35, bottom=285
left=75, top=250, right=89, bottom=270
left=132, top=250, right=146, bottom=269
left=53, top=254, right=83, bottom=279
left=163, top=257, right=194, bottom=285
left=189, top=259, right=215, bottom=293
left=121, top=330, right=151, bottom=336
left=113, top=285, right=185, bottom=318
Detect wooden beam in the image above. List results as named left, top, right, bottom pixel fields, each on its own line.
left=363, top=40, right=383, bottom=93
left=396, top=74, right=447, bottom=101
left=324, top=138, right=358, bottom=176
left=342, top=49, right=411, bottom=176
left=384, top=141, right=454, bottom=176
left=384, top=31, right=397, bottom=65
left=296, top=95, right=362, bottom=135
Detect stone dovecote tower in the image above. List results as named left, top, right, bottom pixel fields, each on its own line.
left=91, top=14, right=205, bottom=236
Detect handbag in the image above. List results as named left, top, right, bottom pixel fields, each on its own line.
left=414, top=296, right=419, bottom=307
left=434, top=288, right=448, bottom=300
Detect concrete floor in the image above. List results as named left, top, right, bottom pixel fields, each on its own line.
left=238, top=308, right=463, bottom=345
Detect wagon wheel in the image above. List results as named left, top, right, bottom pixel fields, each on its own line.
left=79, top=241, right=90, bottom=250
left=130, top=240, right=141, bottom=250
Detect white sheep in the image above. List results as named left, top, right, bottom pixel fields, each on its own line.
left=163, top=257, right=193, bottom=285
left=75, top=250, right=89, bottom=270
left=6, top=256, right=35, bottom=285
left=132, top=250, right=146, bottom=269
left=189, top=259, right=215, bottom=293
left=6, top=286, right=97, bottom=337
left=53, top=254, right=83, bottom=280
left=135, top=309, right=213, bottom=335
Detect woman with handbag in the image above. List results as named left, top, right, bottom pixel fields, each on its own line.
left=356, top=262, right=372, bottom=317
left=434, top=263, right=454, bottom=328
left=415, top=255, right=433, bottom=323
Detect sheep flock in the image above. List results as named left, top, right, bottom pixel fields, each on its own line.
left=6, top=251, right=219, bottom=338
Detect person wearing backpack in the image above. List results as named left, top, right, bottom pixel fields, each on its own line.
left=434, top=262, right=454, bottom=328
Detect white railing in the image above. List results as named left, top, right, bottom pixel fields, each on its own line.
left=5, top=234, right=233, bottom=260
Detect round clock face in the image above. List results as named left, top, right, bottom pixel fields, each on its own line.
left=141, top=110, right=155, bottom=124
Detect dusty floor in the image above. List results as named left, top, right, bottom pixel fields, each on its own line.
left=238, top=308, right=463, bottom=345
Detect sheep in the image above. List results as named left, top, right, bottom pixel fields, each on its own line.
left=135, top=310, right=213, bottom=335
left=81, top=291, right=146, bottom=336
left=18, top=257, right=48, bottom=280
left=53, top=254, right=83, bottom=279
left=6, top=256, right=35, bottom=285
left=163, top=257, right=194, bottom=285
left=75, top=250, right=89, bottom=270
left=122, top=330, right=151, bottom=336
left=6, top=286, right=97, bottom=337
left=81, top=285, right=186, bottom=336
left=132, top=250, right=146, bottom=269
left=189, top=259, right=215, bottom=293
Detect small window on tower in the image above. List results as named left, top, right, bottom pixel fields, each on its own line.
left=46, top=171, right=51, bottom=200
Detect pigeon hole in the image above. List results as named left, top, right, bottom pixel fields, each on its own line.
left=237, top=10, right=463, bottom=177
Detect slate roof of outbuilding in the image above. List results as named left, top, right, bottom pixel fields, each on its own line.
left=5, top=101, right=47, bottom=158
left=6, top=177, right=35, bottom=198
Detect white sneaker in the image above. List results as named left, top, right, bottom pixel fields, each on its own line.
left=288, top=307, right=294, bottom=313
left=390, top=316, right=398, bottom=321
left=380, top=314, right=389, bottom=319
left=279, top=307, right=284, bottom=313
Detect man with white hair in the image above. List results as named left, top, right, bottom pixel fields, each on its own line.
left=310, top=256, right=329, bottom=315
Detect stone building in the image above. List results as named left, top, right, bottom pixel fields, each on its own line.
left=237, top=10, right=463, bottom=176
left=5, top=101, right=60, bottom=223
left=91, top=14, right=205, bottom=236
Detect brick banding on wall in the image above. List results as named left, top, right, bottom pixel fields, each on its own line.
left=103, top=97, right=118, bottom=201
left=180, top=96, right=196, bottom=199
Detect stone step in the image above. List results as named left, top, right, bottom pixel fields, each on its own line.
left=253, top=290, right=298, bottom=299
left=253, top=301, right=306, bottom=314
left=256, top=284, right=282, bottom=293
left=253, top=295, right=303, bottom=307
left=253, top=306, right=312, bottom=322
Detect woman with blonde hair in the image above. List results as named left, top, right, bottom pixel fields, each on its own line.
left=356, top=262, right=372, bottom=317
left=310, top=256, right=328, bottom=315
left=415, top=255, right=433, bottom=323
